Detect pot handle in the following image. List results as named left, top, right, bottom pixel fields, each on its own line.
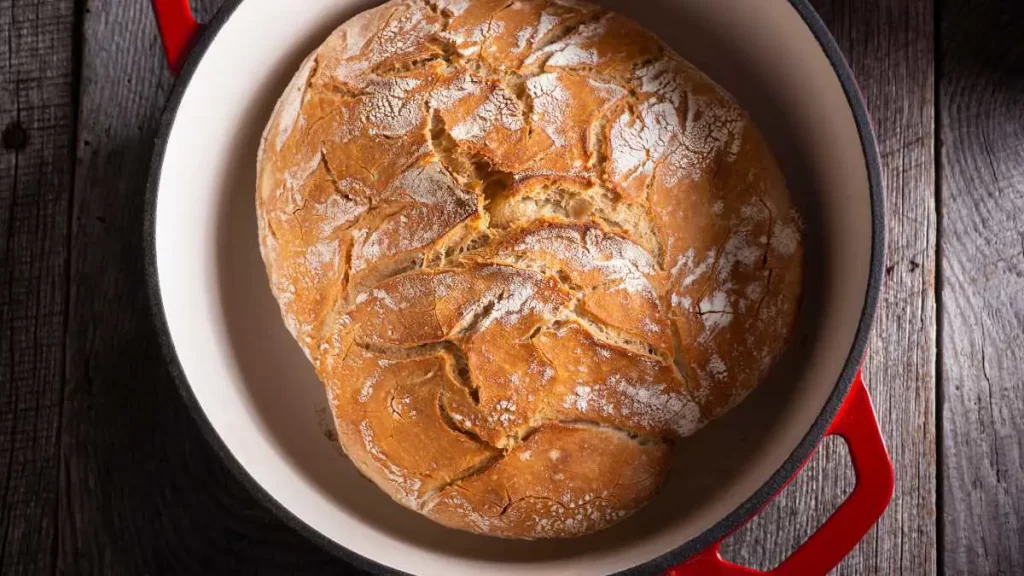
left=150, top=0, right=201, bottom=75
left=666, top=371, right=894, bottom=576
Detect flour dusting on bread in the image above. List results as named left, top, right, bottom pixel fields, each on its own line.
left=256, top=0, right=803, bottom=540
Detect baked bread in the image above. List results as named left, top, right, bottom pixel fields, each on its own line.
left=256, top=0, right=803, bottom=539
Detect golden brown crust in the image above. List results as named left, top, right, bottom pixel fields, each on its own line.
left=257, top=0, right=803, bottom=539
left=423, top=422, right=671, bottom=538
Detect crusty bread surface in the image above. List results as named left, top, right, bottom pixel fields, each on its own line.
left=256, top=0, right=803, bottom=539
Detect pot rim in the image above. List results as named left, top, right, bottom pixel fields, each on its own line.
left=143, top=1, right=885, bottom=573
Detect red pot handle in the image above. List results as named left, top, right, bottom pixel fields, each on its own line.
left=150, top=0, right=202, bottom=75
left=667, top=371, right=894, bottom=576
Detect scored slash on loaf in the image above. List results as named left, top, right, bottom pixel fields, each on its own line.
left=256, top=0, right=803, bottom=539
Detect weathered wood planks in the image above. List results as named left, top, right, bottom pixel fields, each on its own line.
left=58, top=0, right=341, bottom=573
left=722, top=1, right=938, bottom=574
left=939, top=1, right=1024, bottom=573
left=0, top=1, right=76, bottom=574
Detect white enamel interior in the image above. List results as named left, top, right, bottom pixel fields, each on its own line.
left=154, top=0, right=874, bottom=574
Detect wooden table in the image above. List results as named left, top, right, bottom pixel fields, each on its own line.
left=1, top=1, right=1021, bottom=574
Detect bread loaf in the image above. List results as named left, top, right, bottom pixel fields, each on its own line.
left=256, top=0, right=803, bottom=539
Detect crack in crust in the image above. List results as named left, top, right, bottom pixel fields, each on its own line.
left=421, top=417, right=666, bottom=511
left=532, top=11, right=610, bottom=59
left=518, top=418, right=665, bottom=447
left=356, top=340, right=480, bottom=403
left=258, top=0, right=803, bottom=540
left=421, top=453, right=505, bottom=506
left=439, top=394, right=500, bottom=449
left=561, top=309, right=668, bottom=361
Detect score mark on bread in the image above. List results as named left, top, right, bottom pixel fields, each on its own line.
left=256, top=0, right=802, bottom=539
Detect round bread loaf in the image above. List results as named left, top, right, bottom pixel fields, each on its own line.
left=256, top=0, right=803, bottom=539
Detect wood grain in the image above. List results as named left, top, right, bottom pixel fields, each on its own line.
left=0, top=0, right=971, bottom=574
left=0, top=1, right=76, bottom=574
left=721, top=1, right=938, bottom=574
left=940, top=1, right=1024, bottom=573
left=59, top=0, right=345, bottom=573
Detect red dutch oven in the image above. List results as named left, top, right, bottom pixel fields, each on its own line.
left=145, top=1, right=894, bottom=574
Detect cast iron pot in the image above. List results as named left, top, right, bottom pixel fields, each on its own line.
left=145, top=1, right=894, bottom=574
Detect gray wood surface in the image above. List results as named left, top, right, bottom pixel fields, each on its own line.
left=4, top=0, right=1024, bottom=573
left=721, top=1, right=938, bottom=574
left=59, top=0, right=342, bottom=573
left=940, top=1, right=1024, bottom=574
left=0, top=1, right=76, bottom=574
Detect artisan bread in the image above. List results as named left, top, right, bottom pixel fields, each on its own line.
left=256, top=0, right=803, bottom=539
